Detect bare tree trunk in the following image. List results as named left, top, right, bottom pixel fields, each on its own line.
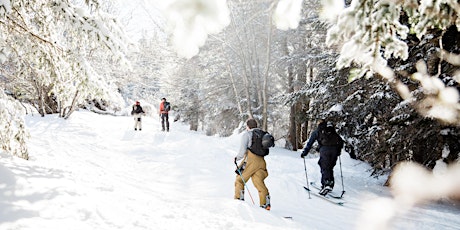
left=287, top=65, right=296, bottom=150
left=261, top=7, right=273, bottom=131
left=39, top=92, right=46, bottom=117
left=227, top=63, right=244, bottom=116
left=289, top=103, right=297, bottom=151
left=242, top=71, right=253, bottom=119
left=33, top=81, right=46, bottom=117
left=295, top=112, right=303, bottom=149
left=63, top=90, right=79, bottom=119
left=190, top=121, right=198, bottom=131
left=301, top=102, right=309, bottom=144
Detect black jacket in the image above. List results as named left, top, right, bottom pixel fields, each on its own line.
left=302, top=123, right=342, bottom=155
left=131, top=105, right=144, bottom=115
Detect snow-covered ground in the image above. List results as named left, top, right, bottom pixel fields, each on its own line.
left=1, top=111, right=459, bottom=230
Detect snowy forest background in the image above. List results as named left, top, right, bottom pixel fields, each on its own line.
left=0, top=0, right=459, bottom=181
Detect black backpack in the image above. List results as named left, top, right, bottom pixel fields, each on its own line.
left=248, top=129, right=275, bottom=157
left=318, top=125, right=343, bottom=146
left=164, top=102, right=171, bottom=111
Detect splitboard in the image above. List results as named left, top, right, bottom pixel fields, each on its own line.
left=303, top=186, right=345, bottom=206
left=309, top=182, right=345, bottom=199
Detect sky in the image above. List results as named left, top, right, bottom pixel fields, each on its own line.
left=116, top=0, right=305, bottom=58
left=0, top=109, right=459, bottom=230
left=119, top=0, right=167, bottom=40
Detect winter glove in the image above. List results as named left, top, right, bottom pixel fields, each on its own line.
left=235, top=161, right=246, bottom=175
left=300, top=151, right=308, bottom=158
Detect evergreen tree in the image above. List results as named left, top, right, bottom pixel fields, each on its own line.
left=320, top=0, right=460, bottom=172
left=0, top=0, right=129, bottom=158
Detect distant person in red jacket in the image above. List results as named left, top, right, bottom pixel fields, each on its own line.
left=159, top=98, right=170, bottom=132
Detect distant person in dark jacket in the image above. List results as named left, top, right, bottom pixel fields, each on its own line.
left=131, top=101, right=145, bottom=131
left=301, top=119, right=343, bottom=195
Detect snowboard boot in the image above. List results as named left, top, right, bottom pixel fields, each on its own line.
left=260, top=195, right=271, bottom=210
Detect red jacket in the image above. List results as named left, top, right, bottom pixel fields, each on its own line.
left=159, top=102, right=169, bottom=114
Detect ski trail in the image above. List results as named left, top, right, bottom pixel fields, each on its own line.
left=2, top=111, right=457, bottom=230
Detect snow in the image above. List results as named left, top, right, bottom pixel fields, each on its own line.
left=1, top=110, right=459, bottom=230
left=328, top=104, right=343, bottom=112
left=0, top=0, right=11, bottom=17
left=274, top=0, right=303, bottom=30
left=319, top=0, right=344, bottom=23
left=162, top=0, right=230, bottom=58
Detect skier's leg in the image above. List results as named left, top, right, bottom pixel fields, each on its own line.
left=252, top=169, right=269, bottom=207
left=318, top=155, right=327, bottom=188
left=320, top=151, right=337, bottom=188
left=134, top=116, right=139, bottom=130
left=234, top=158, right=257, bottom=200
left=234, top=175, right=245, bottom=200
left=165, top=114, right=169, bottom=131
left=328, top=154, right=339, bottom=188
left=161, top=114, right=165, bottom=131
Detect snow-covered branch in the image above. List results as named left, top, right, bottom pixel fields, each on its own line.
left=324, top=0, right=460, bottom=125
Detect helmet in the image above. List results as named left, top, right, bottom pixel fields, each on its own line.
left=135, top=101, right=140, bottom=105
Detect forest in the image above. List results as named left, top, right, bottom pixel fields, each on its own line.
left=0, top=0, right=459, bottom=176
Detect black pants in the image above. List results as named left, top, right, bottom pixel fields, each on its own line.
left=318, top=149, right=339, bottom=188
left=161, top=113, right=169, bottom=130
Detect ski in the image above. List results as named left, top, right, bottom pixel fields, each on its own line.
left=309, top=182, right=344, bottom=199
left=303, top=186, right=345, bottom=206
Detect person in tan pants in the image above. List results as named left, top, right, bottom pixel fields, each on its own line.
left=234, top=118, right=270, bottom=210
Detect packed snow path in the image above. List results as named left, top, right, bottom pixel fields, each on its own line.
left=0, top=111, right=459, bottom=229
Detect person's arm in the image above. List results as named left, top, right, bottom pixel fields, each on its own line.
left=337, top=135, right=344, bottom=152
left=301, top=129, right=319, bottom=156
left=131, top=106, right=136, bottom=115
left=235, top=131, right=251, bottom=161
left=159, top=102, right=164, bottom=115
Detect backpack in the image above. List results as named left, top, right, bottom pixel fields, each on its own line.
left=248, top=129, right=275, bottom=157
left=318, top=124, right=343, bottom=147
left=164, top=102, right=171, bottom=111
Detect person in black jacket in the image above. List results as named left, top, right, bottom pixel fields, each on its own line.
left=131, top=101, right=145, bottom=131
left=301, top=119, right=343, bottom=195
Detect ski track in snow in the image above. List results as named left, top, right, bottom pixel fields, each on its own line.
left=0, top=110, right=459, bottom=230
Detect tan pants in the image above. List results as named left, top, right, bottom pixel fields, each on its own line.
left=234, top=150, right=269, bottom=206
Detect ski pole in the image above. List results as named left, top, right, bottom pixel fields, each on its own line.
left=234, top=161, right=255, bottom=205
left=303, top=157, right=311, bottom=199
left=339, top=155, right=345, bottom=197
